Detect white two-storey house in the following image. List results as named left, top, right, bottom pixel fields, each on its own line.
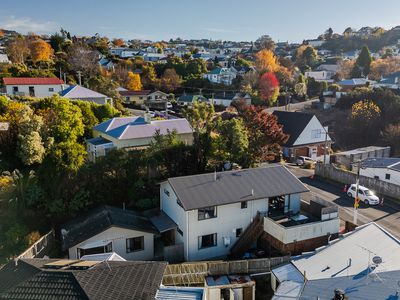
left=160, top=165, right=309, bottom=261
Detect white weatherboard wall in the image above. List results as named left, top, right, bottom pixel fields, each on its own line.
left=5, top=84, right=65, bottom=98
left=293, top=116, right=330, bottom=146
left=160, top=182, right=188, bottom=258
left=186, top=198, right=269, bottom=261
left=360, top=167, right=400, bottom=186
left=264, top=218, right=339, bottom=244
left=161, top=182, right=269, bottom=261
left=68, top=226, right=154, bottom=261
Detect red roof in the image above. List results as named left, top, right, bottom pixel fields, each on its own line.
left=3, top=77, right=64, bottom=85
left=119, top=90, right=151, bottom=96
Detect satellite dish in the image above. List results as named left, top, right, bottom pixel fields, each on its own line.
left=372, top=256, right=382, bottom=265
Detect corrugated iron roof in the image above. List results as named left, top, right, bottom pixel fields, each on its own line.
left=3, top=77, right=64, bottom=85
left=167, top=164, right=309, bottom=211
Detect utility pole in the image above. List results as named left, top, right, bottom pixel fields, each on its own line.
left=352, top=160, right=362, bottom=225
left=77, top=71, right=82, bottom=86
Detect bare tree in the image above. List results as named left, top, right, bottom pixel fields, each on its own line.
left=67, top=42, right=99, bottom=79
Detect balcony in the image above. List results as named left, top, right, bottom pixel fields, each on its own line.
left=264, top=198, right=340, bottom=245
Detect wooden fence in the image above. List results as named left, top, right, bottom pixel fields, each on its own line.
left=17, top=230, right=55, bottom=259
left=162, top=256, right=290, bottom=286
left=164, top=243, right=184, bottom=263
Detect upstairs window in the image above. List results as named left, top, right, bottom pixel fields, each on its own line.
left=198, top=206, right=217, bottom=220
left=311, top=129, right=322, bottom=139
left=126, top=236, right=144, bottom=253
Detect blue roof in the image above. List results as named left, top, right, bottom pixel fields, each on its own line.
left=93, top=117, right=193, bottom=140
left=379, top=71, right=400, bottom=84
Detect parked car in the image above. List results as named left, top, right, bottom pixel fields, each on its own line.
left=166, top=102, right=173, bottom=109
left=347, top=184, right=380, bottom=205
left=296, top=156, right=315, bottom=166
left=148, top=111, right=155, bottom=117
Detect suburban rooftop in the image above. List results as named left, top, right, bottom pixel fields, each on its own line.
left=167, top=164, right=309, bottom=211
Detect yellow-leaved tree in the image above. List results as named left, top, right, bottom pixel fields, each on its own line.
left=127, top=72, right=142, bottom=91
left=255, top=49, right=279, bottom=73
left=30, top=39, right=54, bottom=64
left=351, top=100, right=381, bottom=121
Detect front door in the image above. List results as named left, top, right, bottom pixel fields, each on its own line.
left=28, top=86, right=35, bottom=97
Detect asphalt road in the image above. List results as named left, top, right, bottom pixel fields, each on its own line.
left=265, top=98, right=319, bottom=113
left=286, top=165, right=400, bottom=238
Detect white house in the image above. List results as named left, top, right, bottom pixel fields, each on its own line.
left=271, top=222, right=400, bottom=299
left=0, top=54, right=10, bottom=64
left=360, top=157, right=400, bottom=186
left=304, top=70, right=335, bottom=82
left=273, top=111, right=332, bottom=162
left=61, top=206, right=158, bottom=261
left=3, top=77, right=66, bottom=98
left=211, top=92, right=251, bottom=107
left=204, top=67, right=237, bottom=85
left=87, top=115, right=193, bottom=161
left=160, top=165, right=310, bottom=261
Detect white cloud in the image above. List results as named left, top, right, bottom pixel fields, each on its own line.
left=0, top=15, right=58, bottom=33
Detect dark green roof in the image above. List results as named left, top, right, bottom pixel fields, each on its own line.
left=177, top=94, right=207, bottom=103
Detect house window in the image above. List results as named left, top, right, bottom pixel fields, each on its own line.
left=241, top=201, right=248, bottom=209
left=126, top=236, right=144, bottom=253
left=198, top=206, right=217, bottom=220
left=177, top=227, right=183, bottom=236
left=126, top=97, right=130, bottom=102
left=48, top=87, right=54, bottom=92
left=236, top=228, right=243, bottom=237
left=386, top=173, right=391, bottom=180
left=77, top=242, right=112, bottom=258
left=164, top=188, right=170, bottom=197
left=311, top=129, right=322, bottom=139
left=198, top=233, right=217, bottom=249
left=13, top=86, right=18, bottom=93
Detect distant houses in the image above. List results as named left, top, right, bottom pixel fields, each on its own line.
left=203, top=67, right=237, bottom=85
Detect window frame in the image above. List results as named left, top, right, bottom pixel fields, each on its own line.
left=126, top=236, right=145, bottom=253
left=385, top=173, right=391, bottom=180
left=241, top=201, right=248, bottom=209
left=198, top=233, right=217, bottom=249
left=198, top=206, right=217, bottom=221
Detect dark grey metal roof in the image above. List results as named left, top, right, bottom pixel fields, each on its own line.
left=150, top=212, right=178, bottom=233
left=167, top=165, right=309, bottom=211
left=361, top=157, right=400, bottom=170
left=61, top=206, right=158, bottom=250
left=299, top=270, right=400, bottom=300
left=0, top=259, right=167, bottom=300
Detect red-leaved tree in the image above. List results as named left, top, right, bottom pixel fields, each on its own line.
left=238, top=104, right=288, bottom=165
left=258, top=72, right=279, bottom=105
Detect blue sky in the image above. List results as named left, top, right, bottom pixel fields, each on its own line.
left=1, top=0, right=400, bottom=42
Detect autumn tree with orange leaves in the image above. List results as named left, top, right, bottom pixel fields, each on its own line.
left=127, top=72, right=142, bottom=91
left=255, top=49, right=279, bottom=73
left=30, top=39, right=54, bottom=64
